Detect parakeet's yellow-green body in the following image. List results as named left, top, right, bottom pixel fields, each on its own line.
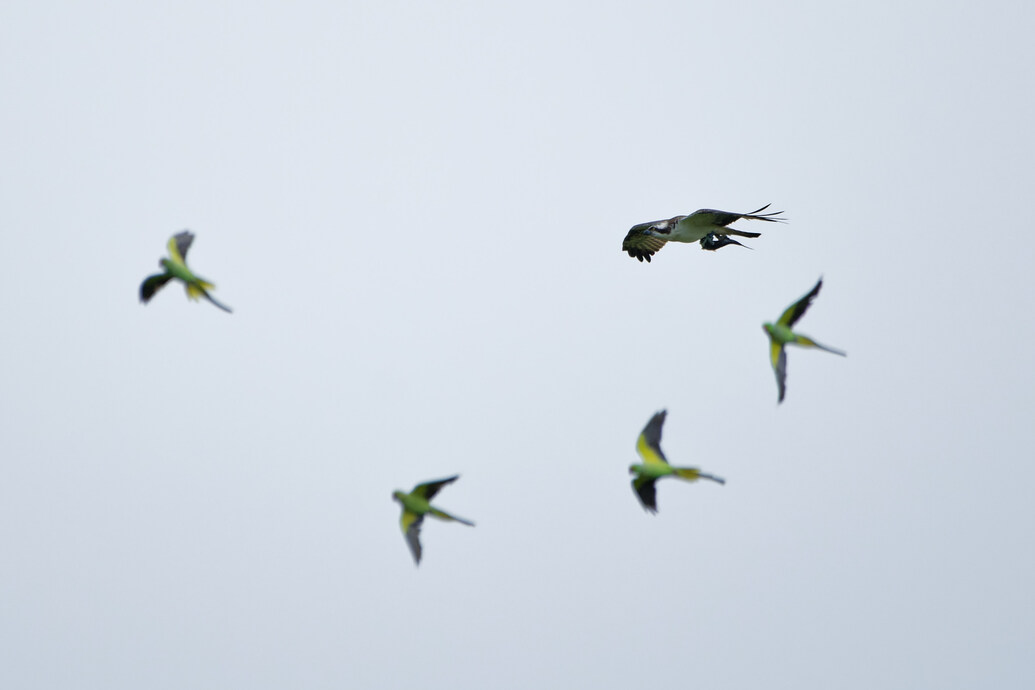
left=140, top=231, right=232, bottom=313
left=629, top=410, right=724, bottom=514
left=392, top=475, right=474, bottom=566
left=763, top=277, right=845, bottom=403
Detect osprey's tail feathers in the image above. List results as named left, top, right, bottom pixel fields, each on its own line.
left=742, top=205, right=787, bottom=222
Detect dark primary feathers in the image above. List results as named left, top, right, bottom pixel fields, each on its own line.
left=412, top=475, right=459, bottom=501
left=139, top=274, right=172, bottom=303
left=639, top=410, right=668, bottom=463
left=778, top=278, right=824, bottom=328
left=621, top=226, right=668, bottom=262
left=404, top=516, right=426, bottom=564
left=774, top=347, right=789, bottom=403
left=171, top=231, right=195, bottom=261
left=632, top=476, right=659, bottom=514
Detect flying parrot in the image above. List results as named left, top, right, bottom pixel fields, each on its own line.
left=629, top=410, right=725, bottom=514
left=392, top=475, right=474, bottom=565
left=763, top=277, right=846, bottom=403
left=622, top=204, right=785, bottom=262
left=140, top=231, right=232, bottom=313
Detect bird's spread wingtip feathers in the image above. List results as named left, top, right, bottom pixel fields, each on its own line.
left=622, top=227, right=667, bottom=262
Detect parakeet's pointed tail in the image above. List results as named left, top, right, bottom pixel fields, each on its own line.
left=430, top=508, right=475, bottom=526
left=186, top=280, right=233, bottom=313
left=201, top=292, right=233, bottom=314
left=674, top=468, right=726, bottom=485
left=794, top=335, right=845, bottom=356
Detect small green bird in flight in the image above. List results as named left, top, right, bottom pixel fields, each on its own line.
left=140, top=231, right=232, bottom=313
left=629, top=410, right=725, bottom=513
left=763, top=277, right=846, bottom=403
left=392, top=475, right=474, bottom=565
left=622, top=204, right=785, bottom=262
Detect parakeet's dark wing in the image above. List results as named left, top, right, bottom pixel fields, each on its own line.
left=168, top=231, right=195, bottom=265
left=632, top=475, right=659, bottom=514
left=771, top=342, right=788, bottom=403
left=636, top=410, right=668, bottom=465
left=412, top=475, right=460, bottom=502
left=400, top=510, right=425, bottom=565
left=140, top=273, right=173, bottom=304
left=777, top=278, right=823, bottom=328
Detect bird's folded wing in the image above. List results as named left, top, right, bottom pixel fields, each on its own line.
left=688, top=205, right=784, bottom=228
left=683, top=209, right=738, bottom=227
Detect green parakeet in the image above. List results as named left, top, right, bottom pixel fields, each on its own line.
left=763, top=277, right=846, bottom=403
left=392, top=475, right=474, bottom=565
left=622, top=204, right=785, bottom=261
left=629, top=410, right=724, bottom=514
left=140, top=231, right=232, bottom=313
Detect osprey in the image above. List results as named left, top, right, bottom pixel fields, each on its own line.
left=622, top=204, right=785, bottom=262
left=762, top=277, right=846, bottom=403
left=629, top=410, right=725, bottom=514
left=392, top=475, right=474, bottom=565
left=140, top=231, right=232, bottom=313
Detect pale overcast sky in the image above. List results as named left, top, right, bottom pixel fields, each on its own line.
left=2, top=1, right=1034, bottom=688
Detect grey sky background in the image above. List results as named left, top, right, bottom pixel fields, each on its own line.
left=2, top=1, right=1034, bottom=688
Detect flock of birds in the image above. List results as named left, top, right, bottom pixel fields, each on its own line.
left=140, top=206, right=845, bottom=565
